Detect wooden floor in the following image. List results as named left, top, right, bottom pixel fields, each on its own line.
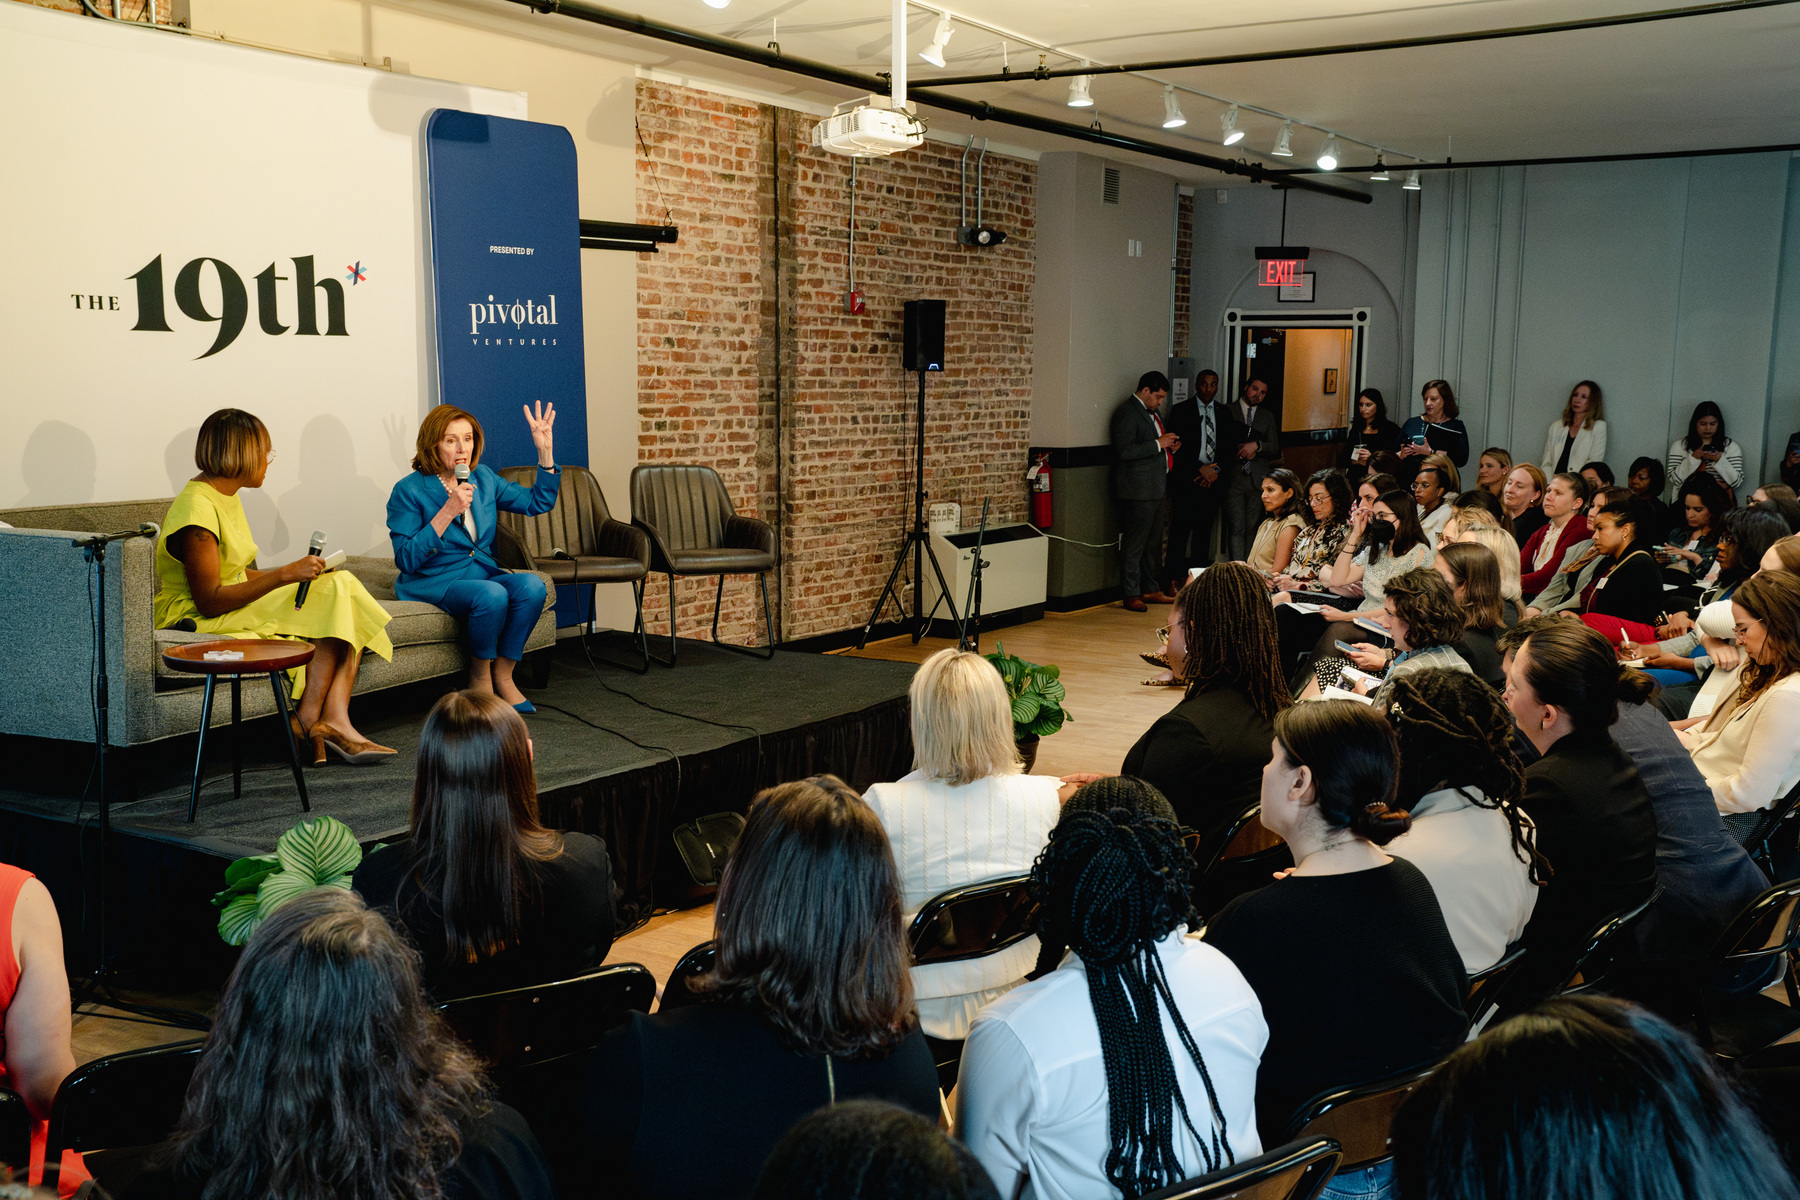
left=68, top=601, right=1177, bottom=1066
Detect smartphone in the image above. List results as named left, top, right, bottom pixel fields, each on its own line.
left=1340, top=665, right=1376, bottom=685
left=1412, top=432, right=1427, bottom=446
left=1334, top=640, right=1358, bottom=655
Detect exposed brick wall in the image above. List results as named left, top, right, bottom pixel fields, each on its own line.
left=637, top=80, right=1035, bottom=644
left=1174, top=189, right=1194, bottom=359
left=19, top=0, right=171, bottom=21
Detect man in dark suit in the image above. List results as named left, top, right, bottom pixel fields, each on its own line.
left=1163, top=368, right=1224, bottom=592
left=1110, top=370, right=1179, bottom=612
left=1222, top=377, right=1280, bottom=562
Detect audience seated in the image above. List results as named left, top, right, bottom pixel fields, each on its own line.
left=127, top=888, right=554, bottom=1200
left=1473, top=447, right=1511, bottom=498
left=1520, top=485, right=1628, bottom=621
left=1661, top=472, right=1731, bottom=584
left=1500, top=621, right=1659, bottom=1009
left=1639, top=506, right=1788, bottom=687
left=1270, top=470, right=1352, bottom=589
left=1123, top=566, right=1291, bottom=845
left=1440, top=516, right=1523, bottom=618
left=578, top=776, right=937, bottom=1200
left=1433, top=542, right=1508, bottom=687
left=1503, top=463, right=1549, bottom=545
left=0, top=862, right=80, bottom=1190
left=1391, top=996, right=1799, bottom=1200
left=1518, top=472, right=1590, bottom=600
left=752, top=1100, right=998, bottom=1200
left=1753, top=482, right=1800, bottom=533
left=1410, top=460, right=1455, bottom=550
left=1381, top=669, right=1545, bottom=974
left=1627, top=456, right=1671, bottom=540
left=862, top=649, right=1061, bottom=1040
left=353, top=690, right=615, bottom=1000
left=1246, top=468, right=1307, bottom=575
left=1580, top=460, right=1614, bottom=496
left=1677, top=570, right=1800, bottom=830
left=1447, top=485, right=1513, bottom=538
left=1310, top=567, right=1473, bottom=697
left=1573, top=498, right=1666, bottom=642
left=1203, top=701, right=1467, bottom=1185
left=1302, top=490, right=1436, bottom=667
left=959, top=780, right=1265, bottom=1200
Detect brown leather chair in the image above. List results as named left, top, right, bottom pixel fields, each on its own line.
left=1283, top=1060, right=1441, bottom=1175
left=496, top=465, right=651, bottom=672
left=629, top=465, right=776, bottom=664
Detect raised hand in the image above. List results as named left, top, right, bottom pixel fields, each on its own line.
left=524, top=400, right=557, bottom=465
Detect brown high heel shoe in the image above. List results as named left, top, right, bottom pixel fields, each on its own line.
left=312, top=722, right=397, bottom=764
left=291, top=715, right=327, bottom=767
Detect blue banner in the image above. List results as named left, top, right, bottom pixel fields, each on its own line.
left=425, top=109, right=588, bottom=473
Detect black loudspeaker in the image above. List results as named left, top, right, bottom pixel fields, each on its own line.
left=903, top=299, right=946, bottom=372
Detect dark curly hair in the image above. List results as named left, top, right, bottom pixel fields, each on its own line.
left=167, top=888, right=487, bottom=1200
left=1382, top=568, right=1466, bottom=652
left=1272, top=701, right=1410, bottom=844
left=1030, top=806, right=1233, bottom=1195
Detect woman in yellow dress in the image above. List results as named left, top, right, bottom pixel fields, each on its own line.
left=156, top=409, right=396, bottom=764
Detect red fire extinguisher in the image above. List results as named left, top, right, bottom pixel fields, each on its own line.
left=1029, top=453, right=1053, bottom=529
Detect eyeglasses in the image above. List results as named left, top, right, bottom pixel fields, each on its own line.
left=1733, top=619, right=1761, bottom=639
left=1156, top=625, right=1170, bottom=645
left=265, top=449, right=277, bottom=464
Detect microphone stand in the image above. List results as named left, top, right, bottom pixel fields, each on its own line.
left=957, top=499, right=991, bottom=654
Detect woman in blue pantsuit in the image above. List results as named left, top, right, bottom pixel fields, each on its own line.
left=388, top=402, right=560, bottom=713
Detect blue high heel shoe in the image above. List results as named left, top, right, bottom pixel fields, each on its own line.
left=512, top=699, right=536, bottom=715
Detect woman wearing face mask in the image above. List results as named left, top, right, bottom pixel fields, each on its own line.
left=1503, top=464, right=1550, bottom=545
left=1519, top=472, right=1591, bottom=601
left=1344, top=389, right=1401, bottom=486
left=1667, top=401, right=1744, bottom=498
left=1395, top=380, right=1469, bottom=491
left=1475, top=448, right=1512, bottom=499
left=1541, top=381, right=1608, bottom=478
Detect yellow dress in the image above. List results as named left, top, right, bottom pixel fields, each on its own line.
left=154, top=481, right=394, bottom=696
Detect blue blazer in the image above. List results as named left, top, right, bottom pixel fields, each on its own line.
left=387, top=463, right=560, bottom=605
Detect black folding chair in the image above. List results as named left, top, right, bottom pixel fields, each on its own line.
left=1735, top=781, right=1800, bottom=878
left=905, top=876, right=1039, bottom=1091
left=659, top=940, right=717, bottom=1012
left=0, top=1087, right=31, bottom=1176
left=1692, top=878, right=1800, bottom=1060
left=1560, top=886, right=1663, bottom=998
left=45, top=1039, right=205, bottom=1194
left=437, top=963, right=656, bottom=1077
left=1282, top=1061, right=1440, bottom=1176
left=1192, top=806, right=1292, bottom=921
left=1463, top=945, right=1526, bottom=1034
left=1138, top=1137, right=1342, bottom=1200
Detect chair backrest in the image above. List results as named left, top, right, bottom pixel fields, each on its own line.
left=660, top=939, right=718, bottom=1011
left=1708, top=878, right=1800, bottom=970
left=1741, top=780, right=1800, bottom=873
left=496, top=464, right=615, bottom=559
left=1193, top=803, right=1265, bottom=881
left=1283, top=1061, right=1440, bottom=1173
left=0, top=1087, right=31, bottom=1174
left=630, top=465, right=735, bottom=551
left=45, top=1039, right=205, bottom=1160
left=437, top=963, right=656, bottom=1075
left=906, top=876, right=1039, bottom=967
left=1463, top=945, right=1527, bottom=1029
left=1137, top=1137, right=1343, bottom=1200
left=1560, top=885, right=1663, bottom=996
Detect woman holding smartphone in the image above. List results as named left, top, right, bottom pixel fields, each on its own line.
left=1344, top=389, right=1401, bottom=485
left=1395, top=380, right=1469, bottom=489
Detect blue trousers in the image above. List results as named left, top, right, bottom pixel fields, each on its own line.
left=438, top=572, right=546, bottom=662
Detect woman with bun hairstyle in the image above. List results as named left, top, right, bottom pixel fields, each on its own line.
left=1204, top=702, right=1467, bottom=1166
left=1502, top=621, right=1659, bottom=1008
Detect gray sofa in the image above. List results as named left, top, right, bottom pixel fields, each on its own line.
left=0, top=497, right=555, bottom=747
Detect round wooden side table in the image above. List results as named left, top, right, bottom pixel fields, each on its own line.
left=161, top=639, right=316, bottom=822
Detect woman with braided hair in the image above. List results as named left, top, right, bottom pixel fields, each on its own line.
left=1204, top=702, right=1466, bottom=1194
left=959, top=777, right=1266, bottom=1200
left=1380, top=668, right=1546, bottom=973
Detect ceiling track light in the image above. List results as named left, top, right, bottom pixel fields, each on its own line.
left=1161, top=85, right=1186, bottom=129
left=1369, top=155, right=1390, bottom=181
left=1403, top=169, right=1422, bottom=191
left=1067, top=70, right=1093, bottom=107
left=1317, top=134, right=1340, bottom=172
left=918, top=15, right=953, bottom=68
left=1219, top=103, right=1242, bottom=146
left=1271, top=121, right=1293, bottom=157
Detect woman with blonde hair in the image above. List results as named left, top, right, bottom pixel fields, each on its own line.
left=862, top=650, right=1062, bottom=1039
left=1444, top=514, right=1524, bottom=615
left=156, top=409, right=395, bottom=764
left=1475, top=447, right=1513, bottom=498
left=1542, top=380, right=1608, bottom=477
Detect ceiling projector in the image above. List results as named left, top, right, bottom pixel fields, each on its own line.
left=811, top=97, right=925, bottom=158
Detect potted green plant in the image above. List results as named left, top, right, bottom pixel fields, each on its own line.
left=984, top=643, right=1071, bottom=773
left=212, top=815, right=364, bottom=946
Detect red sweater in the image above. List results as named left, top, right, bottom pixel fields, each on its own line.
left=1520, top=514, right=1591, bottom=599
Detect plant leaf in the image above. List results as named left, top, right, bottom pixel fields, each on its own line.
left=218, top=894, right=261, bottom=946
left=275, top=816, right=362, bottom=884
left=1028, top=708, right=1066, bottom=737
left=1036, top=678, right=1066, bottom=705
left=1011, top=692, right=1041, bottom=725
left=1035, top=664, right=1061, bottom=682
left=256, top=870, right=320, bottom=919
left=224, top=854, right=281, bottom=886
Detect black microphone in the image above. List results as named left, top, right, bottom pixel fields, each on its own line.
left=71, top=522, right=159, bottom=548
left=294, top=529, right=327, bottom=609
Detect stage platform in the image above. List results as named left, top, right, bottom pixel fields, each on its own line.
left=0, top=637, right=914, bottom=987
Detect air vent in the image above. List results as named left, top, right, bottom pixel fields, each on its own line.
left=1102, top=167, right=1121, bottom=205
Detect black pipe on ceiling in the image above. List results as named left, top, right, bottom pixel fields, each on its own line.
left=914, top=0, right=1800, bottom=87
left=510, top=0, right=1372, bottom=204
left=1271, top=140, right=1800, bottom=176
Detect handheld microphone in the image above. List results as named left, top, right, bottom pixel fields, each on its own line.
left=454, top=463, right=470, bottom=485
left=294, top=529, right=327, bottom=609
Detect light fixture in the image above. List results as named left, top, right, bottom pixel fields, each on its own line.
left=1370, top=155, right=1390, bottom=181
left=1403, top=169, right=1422, bottom=190
left=1067, top=73, right=1093, bottom=107
left=918, top=15, right=953, bottom=68
left=1271, top=121, right=1293, bottom=157
left=1161, top=85, right=1186, bottom=129
left=1316, top=135, right=1339, bottom=172
left=702, top=0, right=730, bottom=8
left=1219, top=103, right=1243, bottom=146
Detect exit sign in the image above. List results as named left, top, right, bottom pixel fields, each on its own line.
left=1260, top=259, right=1304, bottom=286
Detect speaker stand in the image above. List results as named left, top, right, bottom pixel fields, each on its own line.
left=857, top=366, right=961, bottom=648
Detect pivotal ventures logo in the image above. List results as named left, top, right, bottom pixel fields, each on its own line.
left=77, top=254, right=367, bottom=360
left=466, top=292, right=560, bottom=348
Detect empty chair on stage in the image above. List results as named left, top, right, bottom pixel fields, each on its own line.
left=386, top=403, right=560, bottom=714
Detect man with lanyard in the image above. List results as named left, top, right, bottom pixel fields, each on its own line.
left=1110, top=370, right=1179, bottom=612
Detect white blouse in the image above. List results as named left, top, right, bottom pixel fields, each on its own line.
left=1685, top=674, right=1800, bottom=814
left=959, top=932, right=1267, bottom=1200
left=1383, top=788, right=1538, bottom=974
left=1541, top=418, right=1608, bottom=477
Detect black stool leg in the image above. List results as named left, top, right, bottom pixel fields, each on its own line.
left=269, top=672, right=310, bottom=813
left=187, top=675, right=217, bottom=823
left=633, top=579, right=650, bottom=673
left=668, top=573, right=679, bottom=666
left=711, top=575, right=726, bottom=644
left=230, top=676, right=242, bottom=799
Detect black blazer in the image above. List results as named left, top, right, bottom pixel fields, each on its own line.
left=1512, top=727, right=1659, bottom=1006
left=1343, top=419, right=1401, bottom=478
left=1111, top=396, right=1169, bottom=501
left=1121, top=683, right=1276, bottom=843
left=1585, top=549, right=1663, bottom=626
left=1167, top=399, right=1225, bottom=481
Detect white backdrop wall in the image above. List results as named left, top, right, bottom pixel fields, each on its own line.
left=0, top=1, right=526, bottom=556
left=1410, top=153, right=1798, bottom=488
